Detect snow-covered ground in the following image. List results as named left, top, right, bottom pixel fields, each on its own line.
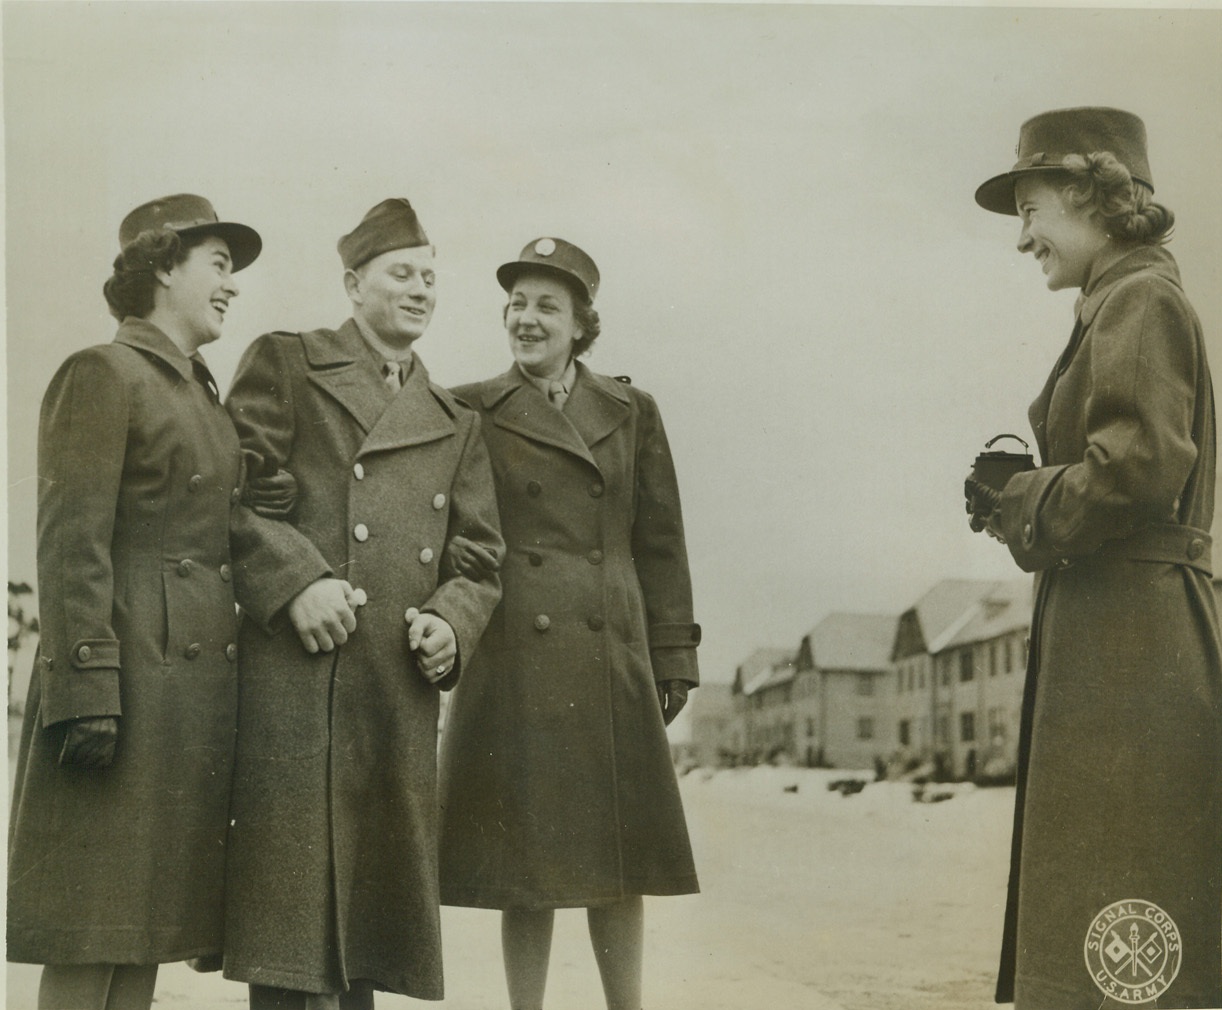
left=6, top=766, right=1015, bottom=1009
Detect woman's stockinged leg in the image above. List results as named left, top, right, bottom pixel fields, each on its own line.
left=39, top=964, right=115, bottom=1010
left=502, top=907, right=556, bottom=1010
left=38, top=964, right=158, bottom=1010
left=587, top=896, right=643, bottom=1010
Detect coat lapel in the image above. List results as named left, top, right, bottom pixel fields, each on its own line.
left=483, top=367, right=600, bottom=470
left=303, top=319, right=395, bottom=435
left=360, top=353, right=456, bottom=455
left=564, top=363, right=631, bottom=450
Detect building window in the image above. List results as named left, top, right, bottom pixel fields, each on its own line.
left=857, top=717, right=874, bottom=740
left=898, top=719, right=911, bottom=746
left=960, top=711, right=976, bottom=743
left=988, top=642, right=997, bottom=677
left=897, top=669, right=904, bottom=694
left=959, top=651, right=975, bottom=683
left=1004, top=637, right=1013, bottom=673
left=988, top=707, right=1007, bottom=743
left=856, top=673, right=874, bottom=696
left=940, top=655, right=951, bottom=687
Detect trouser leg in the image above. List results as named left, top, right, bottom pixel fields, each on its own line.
left=250, top=981, right=373, bottom=1010
left=587, top=896, right=644, bottom=1010
left=250, top=984, right=307, bottom=1010
left=102, top=965, right=158, bottom=1010
left=502, top=907, right=556, bottom=1010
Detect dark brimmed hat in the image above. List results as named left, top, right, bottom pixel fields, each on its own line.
left=119, top=194, right=262, bottom=271
left=497, top=237, right=599, bottom=303
left=338, top=199, right=430, bottom=270
left=975, top=107, right=1154, bottom=216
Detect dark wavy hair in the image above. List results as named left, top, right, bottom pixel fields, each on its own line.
left=1056, top=151, right=1175, bottom=245
left=503, top=271, right=602, bottom=357
left=102, top=228, right=206, bottom=321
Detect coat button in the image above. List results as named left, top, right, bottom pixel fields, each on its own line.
left=230, top=487, right=241, bottom=506
left=528, top=552, right=543, bottom=567
left=354, top=523, right=369, bottom=542
left=177, top=559, right=194, bottom=577
left=225, top=643, right=237, bottom=662
left=185, top=643, right=202, bottom=660
left=188, top=474, right=203, bottom=492
left=1189, top=538, right=1206, bottom=560
left=527, top=480, right=542, bottom=497
left=589, top=482, right=605, bottom=498
left=534, top=614, right=551, bottom=632
left=76, top=645, right=92, bottom=662
left=587, top=549, right=604, bottom=565
left=419, top=547, right=435, bottom=564
left=1022, top=523, right=1034, bottom=546
left=354, top=462, right=365, bottom=480
left=433, top=493, right=446, bottom=510
left=220, top=563, right=232, bottom=582
left=587, top=615, right=605, bottom=632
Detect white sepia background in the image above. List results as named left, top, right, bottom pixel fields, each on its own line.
left=4, top=2, right=1222, bottom=1008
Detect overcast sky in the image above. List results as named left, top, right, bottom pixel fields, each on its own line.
left=5, top=2, right=1222, bottom=684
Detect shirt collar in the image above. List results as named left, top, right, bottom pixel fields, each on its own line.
left=517, top=357, right=577, bottom=399
left=353, top=313, right=417, bottom=367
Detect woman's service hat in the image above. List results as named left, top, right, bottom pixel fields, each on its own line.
left=119, top=194, right=262, bottom=271
left=497, top=237, right=600, bottom=303
left=974, top=107, right=1153, bottom=216
left=338, top=198, right=430, bottom=270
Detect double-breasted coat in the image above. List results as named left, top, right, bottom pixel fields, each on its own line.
left=438, top=363, right=700, bottom=909
left=222, top=320, right=502, bottom=1000
left=994, top=247, right=1222, bottom=1008
left=8, top=319, right=242, bottom=965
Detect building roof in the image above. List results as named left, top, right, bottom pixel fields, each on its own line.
left=939, top=577, right=1033, bottom=650
left=905, top=579, right=1001, bottom=655
left=733, top=646, right=795, bottom=697
left=804, top=612, right=899, bottom=672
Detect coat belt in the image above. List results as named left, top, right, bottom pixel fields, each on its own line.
left=1087, top=523, right=1212, bottom=577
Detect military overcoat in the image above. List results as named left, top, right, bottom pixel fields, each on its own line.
left=438, top=363, right=700, bottom=909
left=8, top=319, right=242, bottom=965
left=994, top=247, right=1222, bottom=1008
left=221, top=320, right=502, bottom=1000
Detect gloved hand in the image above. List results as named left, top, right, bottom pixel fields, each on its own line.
left=444, top=536, right=501, bottom=581
left=656, top=680, right=689, bottom=726
left=964, top=474, right=1002, bottom=533
left=243, top=468, right=299, bottom=519
left=58, top=716, right=118, bottom=769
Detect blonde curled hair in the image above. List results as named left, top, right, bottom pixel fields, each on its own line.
left=1057, top=151, right=1174, bottom=245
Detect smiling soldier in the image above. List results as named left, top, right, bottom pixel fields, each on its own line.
left=222, top=199, right=503, bottom=1010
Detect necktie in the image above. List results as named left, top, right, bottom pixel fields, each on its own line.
left=383, top=361, right=403, bottom=391
left=548, top=380, right=568, bottom=409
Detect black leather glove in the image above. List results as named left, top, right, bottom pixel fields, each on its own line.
left=656, top=680, right=689, bottom=726
left=58, top=716, right=118, bottom=769
left=445, top=536, right=501, bottom=581
left=243, top=468, right=299, bottom=519
left=964, top=474, right=1003, bottom=533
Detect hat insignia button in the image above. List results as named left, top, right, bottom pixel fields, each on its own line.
left=535, top=238, right=556, bottom=256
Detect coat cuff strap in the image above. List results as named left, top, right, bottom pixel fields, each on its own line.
left=649, top=622, right=702, bottom=649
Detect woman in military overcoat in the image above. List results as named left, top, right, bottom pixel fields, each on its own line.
left=438, top=238, right=700, bottom=1010
left=968, top=108, right=1222, bottom=1009
left=7, top=195, right=261, bottom=1010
